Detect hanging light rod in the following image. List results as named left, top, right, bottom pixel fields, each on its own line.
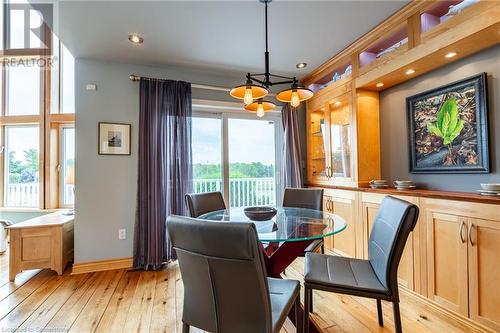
left=230, top=0, right=313, bottom=112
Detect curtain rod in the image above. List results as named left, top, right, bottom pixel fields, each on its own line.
left=129, top=74, right=230, bottom=93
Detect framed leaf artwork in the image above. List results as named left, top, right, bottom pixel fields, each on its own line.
left=406, top=73, right=489, bottom=173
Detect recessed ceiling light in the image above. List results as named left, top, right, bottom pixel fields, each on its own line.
left=296, top=62, right=307, bottom=69
left=128, top=33, right=144, bottom=44
left=445, top=52, right=457, bottom=58
left=405, top=69, right=416, bottom=75
left=334, top=101, right=341, bottom=106
left=376, top=82, right=384, bottom=87
left=320, top=107, right=325, bottom=111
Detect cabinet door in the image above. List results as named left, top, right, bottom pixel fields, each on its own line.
left=468, top=218, right=500, bottom=331
left=361, top=200, right=415, bottom=290
left=307, top=104, right=330, bottom=184
left=328, top=92, right=352, bottom=180
left=426, top=211, right=468, bottom=316
left=330, top=195, right=356, bottom=257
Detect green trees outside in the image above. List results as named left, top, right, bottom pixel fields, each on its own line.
left=8, top=149, right=40, bottom=183
left=193, top=162, right=274, bottom=179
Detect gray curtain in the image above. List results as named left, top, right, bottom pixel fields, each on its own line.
left=282, top=104, right=303, bottom=188
left=133, top=78, right=193, bottom=270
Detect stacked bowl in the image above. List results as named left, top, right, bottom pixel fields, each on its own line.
left=478, top=184, right=500, bottom=196
left=369, top=180, right=388, bottom=189
left=394, top=180, right=416, bottom=190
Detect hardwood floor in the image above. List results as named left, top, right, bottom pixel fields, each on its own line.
left=0, top=252, right=489, bottom=333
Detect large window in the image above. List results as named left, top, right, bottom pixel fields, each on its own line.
left=4, top=126, right=40, bottom=207
left=0, top=4, right=75, bottom=208
left=192, top=110, right=282, bottom=207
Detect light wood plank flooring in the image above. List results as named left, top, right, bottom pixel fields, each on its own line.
left=0, top=252, right=488, bottom=333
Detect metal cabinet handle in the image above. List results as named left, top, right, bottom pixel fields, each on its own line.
left=329, top=199, right=334, bottom=212
left=326, top=166, right=331, bottom=178
left=459, top=221, right=466, bottom=243
left=468, top=223, right=475, bottom=246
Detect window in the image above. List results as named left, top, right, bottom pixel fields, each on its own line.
left=5, top=63, right=41, bottom=115
left=228, top=118, right=276, bottom=207
left=192, top=110, right=282, bottom=207
left=60, top=44, right=75, bottom=114
left=4, top=126, right=40, bottom=207
left=192, top=116, right=222, bottom=194
left=60, top=127, right=75, bottom=206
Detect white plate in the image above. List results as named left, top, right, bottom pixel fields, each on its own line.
left=477, top=190, right=500, bottom=196
left=480, top=184, right=500, bottom=191
left=395, top=185, right=416, bottom=190
left=370, top=185, right=388, bottom=189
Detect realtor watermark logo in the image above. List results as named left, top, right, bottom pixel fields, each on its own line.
left=1, top=2, right=55, bottom=68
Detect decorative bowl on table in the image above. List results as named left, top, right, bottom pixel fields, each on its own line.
left=243, top=207, right=277, bottom=221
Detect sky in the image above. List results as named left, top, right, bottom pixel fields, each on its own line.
left=192, top=117, right=276, bottom=165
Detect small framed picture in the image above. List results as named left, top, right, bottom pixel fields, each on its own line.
left=98, top=122, right=131, bottom=155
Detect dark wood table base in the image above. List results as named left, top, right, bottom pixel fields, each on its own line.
left=262, top=240, right=322, bottom=333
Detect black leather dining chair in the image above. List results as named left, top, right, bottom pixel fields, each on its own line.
left=303, top=196, right=419, bottom=333
left=167, top=215, right=302, bottom=333
left=283, top=188, right=324, bottom=254
left=185, top=191, right=226, bottom=218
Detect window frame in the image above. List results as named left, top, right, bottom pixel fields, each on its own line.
left=192, top=100, right=284, bottom=206
left=58, top=124, right=74, bottom=208
left=0, top=32, right=75, bottom=209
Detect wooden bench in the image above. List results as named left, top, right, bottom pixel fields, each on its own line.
left=7, top=211, right=74, bottom=281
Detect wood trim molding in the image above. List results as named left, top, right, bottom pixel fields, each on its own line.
left=303, top=0, right=432, bottom=86
left=72, top=257, right=133, bottom=274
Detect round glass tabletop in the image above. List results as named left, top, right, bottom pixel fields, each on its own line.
left=198, top=206, right=347, bottom=242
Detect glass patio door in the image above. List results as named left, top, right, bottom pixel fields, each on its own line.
left=192, top=110, right=282, bottom=208
left=227, top=118, right=277, bottom=207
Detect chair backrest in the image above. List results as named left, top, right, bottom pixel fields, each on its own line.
left=368, top=196, right=419, bottom=296
left=282, top=188, right=323, bottom=211
left=185, top=191, right=226, bottom=218
left=166, top=215, right=272, bottom=333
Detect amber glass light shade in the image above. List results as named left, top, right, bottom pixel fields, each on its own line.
left=230, top=84, right=268, bottom=103
left=276, top=86, right=314, bottom=105
left=244, top=100, right=276, bottom=117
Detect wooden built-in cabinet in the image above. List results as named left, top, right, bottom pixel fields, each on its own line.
left=323, top=189, right=358, bottom=258
left=306, top=82, right=381, bottom=187
left=421, top=198, right=500, bottom=331
left=313, top=186, right=500, bottom=331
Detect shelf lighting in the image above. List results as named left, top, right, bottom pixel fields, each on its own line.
left=405, top=69, right=416, bottom=75
left=128, top=33, right=144, bottom=44
left=376, top=82, right=384, bottom=88
left=445, top=52, right=457, bottom=59
left=334, top=101, right=341, bottom=107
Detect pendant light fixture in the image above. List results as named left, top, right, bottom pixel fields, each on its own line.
left=244, top=99, right=277, bottom=118
left=230, top=0, right=313, bottom=115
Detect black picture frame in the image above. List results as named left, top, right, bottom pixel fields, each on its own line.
left=98, top=122, right=132, bottom=156
left=406, top=73, right=489, bottom=174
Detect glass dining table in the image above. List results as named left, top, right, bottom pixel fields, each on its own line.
left=198, top=206, right=347, bottom=278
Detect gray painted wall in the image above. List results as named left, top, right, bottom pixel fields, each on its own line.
left=75, top=59, right=306, bottom=262
left=380, top=45, right=500, bottom=191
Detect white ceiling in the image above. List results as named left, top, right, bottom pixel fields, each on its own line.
left=55, top=0, right=408, bottom=78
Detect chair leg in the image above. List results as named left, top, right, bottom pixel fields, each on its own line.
left=304, top=285, right=311, bottom=333
left=376, top=299, right=384, bottom=327
left=295, top=294, right=303, bottom=333
left=182, top=322, right=189, bottom=333
left=393, top=302, right=402, bottom=333
left=308, top=286, right=313, bottom=313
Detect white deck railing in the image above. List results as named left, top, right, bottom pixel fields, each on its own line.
left=193, top=177, right=276, bottom=207
left=6, top=183, right=75, bottom=207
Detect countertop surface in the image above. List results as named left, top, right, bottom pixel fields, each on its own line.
left=305, top=183, right=500, bottom=205
left=6, top=210, right=75, bottom=229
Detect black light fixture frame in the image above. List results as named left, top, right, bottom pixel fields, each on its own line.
left=244, top=0, right=299, bottom=89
